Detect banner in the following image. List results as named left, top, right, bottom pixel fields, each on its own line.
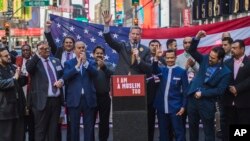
left=0, top=0, right=8, bottom=12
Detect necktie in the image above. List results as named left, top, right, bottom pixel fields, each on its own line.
left=45, top=59, right=57, bottom=94
left=66, top=52, right=71, bottom=61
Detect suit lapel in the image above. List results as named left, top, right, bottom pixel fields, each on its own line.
left=207, top=66, right=222, bottom=82
left=125, top=42, right=133, bottom=65
left=50, top=57, right=60, bottom=78
left=235, top=56, right=247, bottom=80
left=38, top=59, right=49, bottom=81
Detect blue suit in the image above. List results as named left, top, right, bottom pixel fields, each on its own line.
left=187, top=38, right=231, bottom=141
left=63, top=58, right=98, bottom=141
left=153, top=61, right=188, bottom=141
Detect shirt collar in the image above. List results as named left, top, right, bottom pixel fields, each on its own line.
left=167, top=65, right=177, bottom=69
left=234, top=55, right=245, bottom=62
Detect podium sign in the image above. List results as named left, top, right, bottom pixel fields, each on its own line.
left=111, top=75, right=148, bottom=141
left=112, top=75, right=145, bottom=97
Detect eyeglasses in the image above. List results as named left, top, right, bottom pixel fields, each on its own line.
left=39, top=47, right=51, bottom=51
left=183, top=41, right=191, bottom=44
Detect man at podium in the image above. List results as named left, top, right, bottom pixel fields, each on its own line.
left=102, top=10, right=151, bottom=75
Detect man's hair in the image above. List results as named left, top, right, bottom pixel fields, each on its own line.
left=149, top=39, right=161, bottom=46
left=222, top=37, right=233, bottom=44
left=166, top=39, right=176, bottom=48
left=63, top=36, right=75, bottom=45
left=129, top=26, right=142, bottom=33
left=37, top=41, right=48, bottom=48
left=0, top=47, right=7, bottom=56
left=211, top=47, right=225, bottom=60
left=93, top=45, right=105, bottom=54
left=165, top=49, right=176, bottom=57
left=233, top=39, right=245, bottom=49
left=21, top=44, right=31, bottom=50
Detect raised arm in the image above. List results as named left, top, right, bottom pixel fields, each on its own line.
left=188, top=30, right=206, bottom=64
left=44, top=21, right=57, bottom=56
left=102, top=10, right=122, bottom=52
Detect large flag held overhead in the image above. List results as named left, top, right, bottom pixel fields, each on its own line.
left=49, top=14, right=250, bottom=65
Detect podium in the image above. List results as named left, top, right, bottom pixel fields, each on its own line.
left=111, top=75, right=148, bottom=141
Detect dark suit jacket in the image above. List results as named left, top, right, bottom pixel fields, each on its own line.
left=0, top=64, right=26, bottom=120
left=63, top=58, right=98, bottom=108
left=44, top=31, right=64, bottom=60
left=26, top=54, right=64, bottom=111
left=103, top=32, right=151, bottom=75
left=223, top=56, right=250, bottom=108
left=145, top=56, right=166, bottom=105
left=187, top=38, right=231, bottom=98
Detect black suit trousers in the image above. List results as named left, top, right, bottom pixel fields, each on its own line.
left=33, top=97, right=61, bottom=141
left=95, top=93, right=111, bottom=141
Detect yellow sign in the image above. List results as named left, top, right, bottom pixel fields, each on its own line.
left=23, top=7, right=32, bottom=21
left=13, top=0, right=22, bottom=18
left=0, top=0, right=8, bottom=12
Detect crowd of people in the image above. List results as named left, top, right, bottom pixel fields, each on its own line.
left=0, top=10, right=250, bottom=141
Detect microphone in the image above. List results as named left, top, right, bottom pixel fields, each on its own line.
left=146, top=73, right=162, bottom=83
left=133, top=40, right=137, bottom=49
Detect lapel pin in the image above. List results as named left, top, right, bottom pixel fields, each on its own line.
left=240, top=63, right=244, bottom=67
left=139, top=47, right=144, bottom=52
left=52, top=60, right=56, bottom=63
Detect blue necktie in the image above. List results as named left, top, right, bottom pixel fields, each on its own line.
left=66, top=52, right=71, bottom=61
left=45, top=59, right=57, bottom=94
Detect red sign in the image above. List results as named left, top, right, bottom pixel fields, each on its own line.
left=11, top=28, right=43, bottom=36
left=183, top=8, right=191, bottom=27
left=112, top=75, right=146, bottom=97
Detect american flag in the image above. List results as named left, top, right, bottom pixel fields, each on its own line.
left=49, top=14, right=130, bottom=67
left=50, top=14, right=250, bottom=63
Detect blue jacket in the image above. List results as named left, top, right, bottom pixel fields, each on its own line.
left=187, top=38, right=231, bottom=98
left=63, top=58, right=98, bottom=108
left=153, top=61, right=189, bottom=114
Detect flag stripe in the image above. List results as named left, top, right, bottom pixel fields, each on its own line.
left=141, top=16, right=250, bottom=39
left=141, top=26, right=250, bottom=51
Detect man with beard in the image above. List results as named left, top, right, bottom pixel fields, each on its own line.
left=223, top=40, right=250, bottom=141
left=1, top=36, right=17, bottom=64
left=0, top=47, right=26, bottom=141
left=92, top=45, right=114, bottom=141
left=187, top=30, right=231, bottom=141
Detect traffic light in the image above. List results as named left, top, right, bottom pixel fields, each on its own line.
left=4, top=22, right=10, bottom=36
left=134, top=17, right=138, bottom=26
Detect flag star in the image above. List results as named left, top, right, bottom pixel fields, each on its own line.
left=90, top=53, right=94, bottom=58
left=113, top=33, right=118, bottom=38
left=90, top=37, right=96, bottom=43
left=112, top=63, right=116, bottom=68
left=76, top=35, right=81, bottom=40
left=98, top=31, right=103, bottom=36
left=55, top=38, right=60, bottom=43
left=69, top=26, right=75, bottom=31
left=63, top=32, right=67, bottom=37
left=104, top=55, right=109, bottom=60
left=57, top=23, right=61, bottom=28
left=112, top=49, right=117, bottom=54
left=84, top=29, right=89, bottom=34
